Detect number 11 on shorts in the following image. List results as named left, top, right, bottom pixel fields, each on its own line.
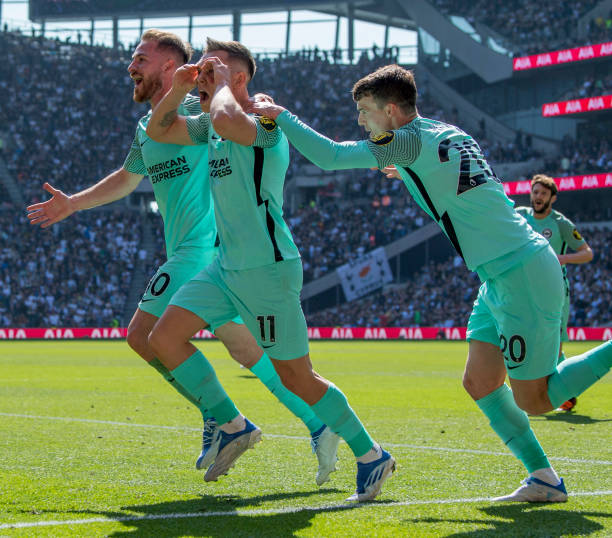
left=257, top=315, right=276, bottom=342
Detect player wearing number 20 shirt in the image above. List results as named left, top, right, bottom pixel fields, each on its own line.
left=251, top=62, right=612, bottom=504
left=259, top=89, right=559, bottom=381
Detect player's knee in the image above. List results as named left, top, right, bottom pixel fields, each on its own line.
left=147, top=327, right=167, bottom=358
left=462, top=370, right=504, bottom=400
left=227, top=340, right=260, bottom=368
left=126, top=324, right=148, bottom=358
left=462, top=370, right=483, bottom=398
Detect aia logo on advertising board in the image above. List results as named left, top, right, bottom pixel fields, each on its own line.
left=542, top=95, right=612, bottom=117
left=514, top=41, right=612, bottom=71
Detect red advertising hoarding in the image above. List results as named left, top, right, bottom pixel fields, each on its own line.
left=513, top=42, right=612, bottom=71
left=541, top=94, right=612, bottom=117
left=503, top=172, right=612, bottom=196
left=1, top=327, right=610, bottom=341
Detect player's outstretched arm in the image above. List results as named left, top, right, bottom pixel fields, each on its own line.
left=206, top=57, right=257, bottom=146
left=147, top=64, right=198, bottom=145
left=26, top=168, right=143, bottom=228
left=248, top=102, right=377, bottom=171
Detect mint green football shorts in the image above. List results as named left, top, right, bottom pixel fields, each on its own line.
left=138, top=246, right=218, bottom=318
left=467, top=245, right=564, bottom=380
left=170, top=257, right=309, bottom=360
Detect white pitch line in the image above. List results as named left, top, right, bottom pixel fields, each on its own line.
left=1, top=490, right=611, bottom=530
left=2, top=412, right=611, bottom=466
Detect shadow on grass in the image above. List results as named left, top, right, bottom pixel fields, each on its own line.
left=403, top=503, right=612, bottom=537
left=39, top=487, right=382, bottom=537
left=532, top=412, right=612, bottom=425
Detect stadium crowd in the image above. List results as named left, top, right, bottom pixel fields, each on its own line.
left=0, top=209, right=140, bottom=327
left=431, top=0, right=611, bottom=56
left=1, top=30, right=610, bottom=328
left=307, top=228, right=612, bottom=328
left=559, top=72, right=612, bottom=101
left=532, top=131, right=611, bottom=180
left=3, top=27, right=543, bottom=209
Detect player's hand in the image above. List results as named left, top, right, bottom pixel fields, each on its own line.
left=171, top=64, right=199, bottom=94
left=26, top=182, right=75, bottom=228
left=379, top=165, right=401, bottom=179
left=247, top=101, right=285, bottom=120
left=197, top=56, right=232, bottom=88
left=251, top=93, right=275, bottom=105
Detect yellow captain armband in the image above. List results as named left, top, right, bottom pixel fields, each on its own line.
left=370, top=131, right=395, bottom=145
left=258, top=116, right=277, bottom=131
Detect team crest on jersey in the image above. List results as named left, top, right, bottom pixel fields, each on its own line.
left=572, top=229, right=582, bottom=240
left=542, top=228, right=553, bottom=239
left=371, top=131, right=395, bottom=145
left=258, top=116, right=277, bottom=131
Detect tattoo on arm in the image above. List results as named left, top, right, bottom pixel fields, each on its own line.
left=159, top=110, right=177, bottom=128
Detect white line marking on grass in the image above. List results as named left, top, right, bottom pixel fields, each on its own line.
left=2, top=412, right=611, bottom=466
left=2, top=490, right=611, bottom=530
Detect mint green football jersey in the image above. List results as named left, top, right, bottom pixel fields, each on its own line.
left=515, top=206, right=586, bottom=276
left=123, top=95, right=216, bottom=258
left=277, top=112, right=548, bottom=278
left=184, top=113, right=299, bottom=270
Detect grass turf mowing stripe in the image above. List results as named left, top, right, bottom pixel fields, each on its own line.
left=2, top=491, right=611, bottom=530
left=1, top=412, right=611, bottom=466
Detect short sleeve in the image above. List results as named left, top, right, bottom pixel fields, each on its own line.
left=559, top=215, right=586, bottom=250
left=365, top=126, right=422, bottom=169
left=253, top=116, right=282, bottom=148
left=122, top=134, right=147, bottom=175
left=185, top=113, right=210, bottom=145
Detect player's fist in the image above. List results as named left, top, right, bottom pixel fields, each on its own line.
left=197, top=56, right=232, bottom=87
left=171, top=64, right=199, bottom=93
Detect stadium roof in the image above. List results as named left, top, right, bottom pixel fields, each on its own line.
left=29, top=0, right=417, bottom=31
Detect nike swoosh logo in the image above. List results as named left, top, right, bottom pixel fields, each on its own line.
left=507, top=364, right=523, bottom=369
left=140, top=298, right=155, bottom=303
left=262, top=344, right=275, bottom=349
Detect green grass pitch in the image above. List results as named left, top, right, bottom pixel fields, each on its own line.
left=1, top=340, right=610, bottom=537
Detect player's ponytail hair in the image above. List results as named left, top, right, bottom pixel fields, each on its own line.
left=531, top=174, right=558, bottom=196
left=141, top=29, right=193, bottom=65
left=352, top=65, right=417, bottom=114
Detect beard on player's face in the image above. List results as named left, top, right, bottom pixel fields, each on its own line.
left=531, top=197, right=551, bottom=214
left=132, top=73, right=163, bottom=103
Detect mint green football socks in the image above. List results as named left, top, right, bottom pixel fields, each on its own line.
left=311, top=384, right=374, bottom=458
left=149, top=357, right=213, bottom=420
left=476, top=384, right=549, bottom=473
left=250, top=353, right=324, bottom=434
left=170, top=350, right=240, bottom=424
left=547, top=340, right=612, bottom=408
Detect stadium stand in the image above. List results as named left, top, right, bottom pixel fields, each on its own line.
left=430, top=0, right=611, bottom=56
left=1, top=29, right=610, bottom=328
left=307, top=228, right=612, bottom=328
left=0, top=209, right=140, bottom=327
left=0, top=31, right=143, bottom=205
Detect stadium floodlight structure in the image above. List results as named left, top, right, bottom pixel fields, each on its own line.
left=28, top=0, right=417, bottom=61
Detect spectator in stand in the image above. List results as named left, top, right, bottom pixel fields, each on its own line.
left=306, top=229, right=611, bottom=328
left=1, top=30, right=609, bottom=328
left=431, top=0, right=610, bottom=56
left=0, top=210, right=139, bottom=327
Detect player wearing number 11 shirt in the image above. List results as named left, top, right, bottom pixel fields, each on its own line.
left=249, top=63, right=612, bottom=502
